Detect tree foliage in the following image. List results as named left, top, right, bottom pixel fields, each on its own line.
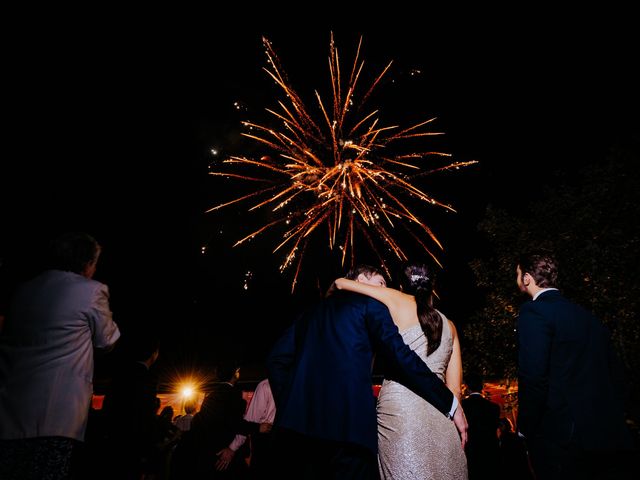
left=463, top=137, right=640, bottom=404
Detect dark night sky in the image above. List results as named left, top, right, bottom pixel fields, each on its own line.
left=2, top=12, right=638, bottom=377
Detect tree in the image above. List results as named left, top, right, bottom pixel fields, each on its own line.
left=464, top=137, right=640, bottom=420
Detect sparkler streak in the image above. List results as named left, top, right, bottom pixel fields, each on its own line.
left=208, top=33, right=477, bottom=290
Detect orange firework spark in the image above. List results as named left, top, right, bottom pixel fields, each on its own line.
left=208, top=33, right=477, bottom=291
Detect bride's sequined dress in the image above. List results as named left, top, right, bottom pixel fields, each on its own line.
left=377, top=312, right=468, bottom=479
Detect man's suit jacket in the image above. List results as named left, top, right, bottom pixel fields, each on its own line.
left=173, top=382, right=249, bottom=478
left=190, top=382, right=248, bottom=452
left=0, top=270, right=120, bottom=441
left=267, top=290, right=454, bottom=454
left=517, top=289, right=632, bottom=450
left=102, top=360, right=159, bottom=447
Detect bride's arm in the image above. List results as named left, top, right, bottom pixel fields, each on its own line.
left=445, top=319, right=463, bottom=400
left=334, top=277, right=400, bottom=310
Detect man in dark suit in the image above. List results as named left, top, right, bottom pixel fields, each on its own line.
left=462, top=371, right=501, bottom=480
left=267, top=264, right=467, bottom=479
left=101, top=335, right=161, bottom=479
left=171, top=362, right=250, bottom=479
left=516, top=250, right=633, bottom=479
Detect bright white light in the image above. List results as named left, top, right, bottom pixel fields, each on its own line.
left=181, top=386, right=194, bottom=399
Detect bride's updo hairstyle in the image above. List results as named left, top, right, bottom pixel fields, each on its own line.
left=399, top=262, right=441, bottom=356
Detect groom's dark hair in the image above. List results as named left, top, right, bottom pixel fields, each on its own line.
left=344, top=264, right=385, bottom=282
left=325, top=264, right=386, bottom=298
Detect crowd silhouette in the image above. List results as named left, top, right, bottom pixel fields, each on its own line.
left=1, top=234, right=637, bottom=479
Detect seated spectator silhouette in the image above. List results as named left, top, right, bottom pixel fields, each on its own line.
left=158, top=405, right=178, bottom=440
left=147, top=405, right=181, bottom=480
left=461, top=371, right=501, bottom=480
left=175, top=400, right=196, bottom=432
left=497, top=417, right=535, bottom=480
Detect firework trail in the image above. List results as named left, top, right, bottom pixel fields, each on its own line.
left=208, top=33, right=477, bottom=291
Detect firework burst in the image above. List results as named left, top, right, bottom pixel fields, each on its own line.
left=208, top=33, right=477, bottom=291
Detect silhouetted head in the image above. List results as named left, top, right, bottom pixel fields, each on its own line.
left=160, top=405, right=174, bottom=421
left=215, top=361, right=240, bottom=383
left=130, top=334, right=160, bottom=366
left=326, top=264, right=386, bottom=297
left=49, top=231, right=101, bottom=277
left=498, top=417, right=514, bottom=434
left=465, top=371, right=484, bottom=393
left=184, top=401, right=197, bottom=415
left=517, top=250, right=558, bottom=288
left=345, top=264, right=386, bottom=285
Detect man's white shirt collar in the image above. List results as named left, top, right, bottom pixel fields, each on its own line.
left=533, top=288, right=558, bottom=301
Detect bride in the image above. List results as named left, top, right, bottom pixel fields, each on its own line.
left=335, top=261, right=468, bottom=479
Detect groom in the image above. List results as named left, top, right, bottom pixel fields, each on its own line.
left=267, top=264, right=467, bottom=479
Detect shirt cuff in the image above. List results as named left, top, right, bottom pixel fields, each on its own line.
left=229, top=434, right=246, bottom=451
left=447, top=396, right=458, bottom=419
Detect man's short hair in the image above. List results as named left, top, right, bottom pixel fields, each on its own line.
left=517, top=250, right=558, bottom=288
left=49, top=231, right=100, bottom=274
left=184, top=401, right=197, bottom=414
left=465, top=371, right=484, bottom=392
left=345, top=264, right=385, bottom=282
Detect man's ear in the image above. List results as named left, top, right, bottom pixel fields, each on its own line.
left=523, top=272, right=531, bottom=287
left=356, top=273, right=366, bottom=283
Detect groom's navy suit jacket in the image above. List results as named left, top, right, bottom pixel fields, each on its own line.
left=517, top=290, right=632, bottom=451
left=267, top=291, right=454, bottom=454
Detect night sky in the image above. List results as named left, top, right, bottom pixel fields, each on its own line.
left=2, top=13, right=638, bottom=380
